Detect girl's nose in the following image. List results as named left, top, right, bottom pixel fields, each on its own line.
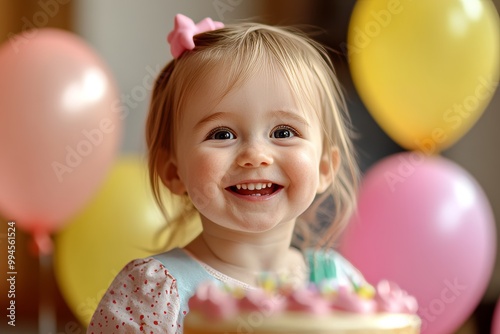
left=236, top=142, right=274, bottom=168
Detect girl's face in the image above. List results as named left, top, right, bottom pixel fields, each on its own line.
left=165, top=67, right=334, bottom=233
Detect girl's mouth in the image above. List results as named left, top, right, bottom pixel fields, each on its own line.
left=226, top=182, right=282, bottom=197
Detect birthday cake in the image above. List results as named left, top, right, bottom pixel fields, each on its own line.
left=184, top=279, right=421, bottom=333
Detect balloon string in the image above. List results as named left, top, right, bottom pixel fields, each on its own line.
left=33, top=232, right=57, bottom=333
left=39, top=252, right=57, bottom=334
left=33, top=232, right=54, bottom=256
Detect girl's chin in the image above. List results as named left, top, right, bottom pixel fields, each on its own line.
left=199, top=214, right=297, bottom=235
left=217, top=221, right=287, bottom=234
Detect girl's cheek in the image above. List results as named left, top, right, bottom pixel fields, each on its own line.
left=294, top=150, right=319, bottom=170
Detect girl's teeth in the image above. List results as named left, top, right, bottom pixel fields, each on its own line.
left=234, top=182, right=275, bottom=190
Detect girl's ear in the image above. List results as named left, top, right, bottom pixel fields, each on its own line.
left=158, top=151, right=186, bottom=195
left=317, top=147, right=340, bottom=194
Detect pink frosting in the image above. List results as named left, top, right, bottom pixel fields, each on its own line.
left=285, top=287, right=331, bottom=315
left=187, top=279, right=419, bottom=319
left=375, top=280, right=418, bottom=314
left=331, top=286, right=377, bottom=314
left=238, top=289, right=286, bottom=315
left=188, top=281, right=237, bottom=319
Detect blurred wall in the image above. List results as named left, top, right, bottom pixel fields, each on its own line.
left=0, top=0, right=15, bottom=40
left=0, top=0, right=73, bottom=43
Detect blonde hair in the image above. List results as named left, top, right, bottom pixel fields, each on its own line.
left=146, top=22, right=359, bottom=249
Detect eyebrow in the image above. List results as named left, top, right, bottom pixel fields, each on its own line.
left=194, top=109, right=310, bottom=130
left=194, top=112, right=230, bottom=131
left=270, top=110, right=310, bottom=127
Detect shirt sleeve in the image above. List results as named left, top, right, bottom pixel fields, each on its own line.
left=86, top=258, right=183, bottom=334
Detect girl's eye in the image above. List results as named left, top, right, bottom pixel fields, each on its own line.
left=207, top=127, right=236, bottom=140
left=271, top=125, right=299, bottom=139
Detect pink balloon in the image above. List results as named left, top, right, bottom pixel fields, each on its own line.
left=494, top=299, right=500, bottom=334
left=0, top=29, right=122, bottom=245
left=339, top=152, right=496, bottom=334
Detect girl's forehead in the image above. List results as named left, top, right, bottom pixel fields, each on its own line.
left=181, top=62, right=320, bottom=125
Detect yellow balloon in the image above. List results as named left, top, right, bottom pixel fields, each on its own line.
left=348, top=0, right=499, bottom=152
left=54, top=156, right=201, bottom=326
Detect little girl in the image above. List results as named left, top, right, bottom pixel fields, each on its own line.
left=87, top=14, right=364, bottom=334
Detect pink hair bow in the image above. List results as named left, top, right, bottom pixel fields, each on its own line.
left=167, top=14, right=224, bottom=58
